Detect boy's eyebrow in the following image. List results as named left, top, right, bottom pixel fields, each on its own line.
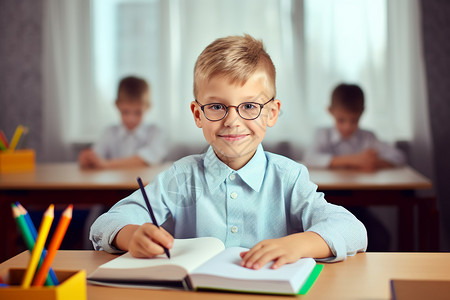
left=203, top=95, right=267, bottom=103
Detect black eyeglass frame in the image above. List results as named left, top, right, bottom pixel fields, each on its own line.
left=195, top=97, right=275, bottom=121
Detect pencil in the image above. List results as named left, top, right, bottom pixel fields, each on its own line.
left=137, top=177, right=171, bottom=259
left=33, top=205, right=73, bottom=286
left=21, top=204, right=54, bottom=288
left=15, top=202, right=59, bottom=285
left=15, top=202, right=38, bottom=239
left=9, top=125, right=25, bottom=151
left=14, top=127, right=29, bottom=150
left=0, top=130, right=8, bottom=148
left=11, top=204, right=55, bottom=286
left=11, top=204, right=35, bottom=253
left=0, top=138, right=6, bottom=151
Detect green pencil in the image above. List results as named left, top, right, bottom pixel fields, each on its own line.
left=11, top=204, right=55, bottom=286
left=0, top=138, right=6, bottom=151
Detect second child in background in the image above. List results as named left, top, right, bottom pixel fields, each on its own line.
left=304, top=83, right=405, bottom=171
left=304, top=83, right=405, bottom=251
left=78, top=76, right=168, bottom=169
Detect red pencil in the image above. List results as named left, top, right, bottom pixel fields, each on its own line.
left=33, top=205, right=73, bottom=286
left=0, top=130, right=8, bottom=148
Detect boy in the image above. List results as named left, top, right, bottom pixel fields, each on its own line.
left=90, top=35, right=367, bottom=269
left=304, top=83, right=405, bottom=171
left=78, top=76, right=167, bottom=169
left=304, top=83, right=405, bottom=251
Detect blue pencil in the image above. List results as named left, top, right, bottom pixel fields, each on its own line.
left=15, top=202, right=60, bottom=285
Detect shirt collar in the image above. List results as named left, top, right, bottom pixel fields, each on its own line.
left=204, top=144, right=266, bottom=192
left=330, top=127, right=342, bottom=144
left=118, top=123, right=147, bottom=140
left=330, top=127, right=361, bottom=145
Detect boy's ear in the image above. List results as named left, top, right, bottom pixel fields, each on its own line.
left=191, top=101, right=203, bottom=128
left=266, top=99, right=281, bottom=127
left=328, top=106, right=333, bottom=115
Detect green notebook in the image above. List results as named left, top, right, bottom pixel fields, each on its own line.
left=88, top=237, right=322, bottom=295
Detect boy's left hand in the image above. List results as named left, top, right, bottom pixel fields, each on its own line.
left=239, top=236, right=301, bottom=270
left=240, top=232, right=332, bottom=270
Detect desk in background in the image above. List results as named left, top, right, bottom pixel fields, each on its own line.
left=0, top=163, right=435, bottom=261
left=308, top=166, right=436, bottom=252
left=1, top=251, right=449, bottom=300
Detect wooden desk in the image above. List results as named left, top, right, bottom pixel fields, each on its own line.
left=0, top=162, right=173, bottom=190
left=0, top=163, right=172, bottom=261
left=0, top=164, right=434, bottom=261
left=308, top=166, right=432, bottom=190
left=1, top=251, right=449, bottom=300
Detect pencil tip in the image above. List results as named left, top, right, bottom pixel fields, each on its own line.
left=63, top=204, right=74, bottom=217
left=46, top=204, right=55, bottom=216
left=11, top=205, right=20, bottom=217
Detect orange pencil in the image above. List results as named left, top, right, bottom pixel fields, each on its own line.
left=33, top=205, right=73, bottom=286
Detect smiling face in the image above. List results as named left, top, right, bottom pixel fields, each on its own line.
left=191, top=71, right=280, bottom=170
left=329, top=106, right=362, bottom=139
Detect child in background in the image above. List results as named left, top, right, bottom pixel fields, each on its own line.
left=304, top=83, right=405, bottom=171
left=78, top=76, right=168, bottom=169
left=304, top=83, right=405, bottom=251
left=90, top=35, right=367, bottom=269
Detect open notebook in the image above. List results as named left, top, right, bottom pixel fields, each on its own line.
left=88, top=237, right=322, bottom=295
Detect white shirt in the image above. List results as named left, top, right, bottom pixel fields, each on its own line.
left=303, top=127, right=406, bottom=168
left=93, top=123, right=168, bottom=165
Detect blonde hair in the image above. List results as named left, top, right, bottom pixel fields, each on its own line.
left=193, top=34, right=276, bottom=99
left=115, top=76, right=151, bottom=108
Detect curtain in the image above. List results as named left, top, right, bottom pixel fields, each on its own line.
left=42, top=0, right=94, bottom=161
left=386, top=0, right=434, bottom=180
left=41, top=0, right=432, bottom=167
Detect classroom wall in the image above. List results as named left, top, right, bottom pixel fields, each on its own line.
left=0, top=0, right=43, bottom=153
left=420, top=0, right=450, bottom=251
left=1, top=0, right=449, bottom=250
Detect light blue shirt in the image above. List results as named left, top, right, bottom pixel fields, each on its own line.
left=303, top=127, right=406, bottom=168
left=93, top=123, right=168, bottom=165
left=90, top=144, right=367, bottom=262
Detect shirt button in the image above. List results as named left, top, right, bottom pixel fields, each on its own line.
left=231, top=226, right=238, bottom=233
left=230, top=192, right=238, bottom=199
left=229, top=174, right=236, bottom=180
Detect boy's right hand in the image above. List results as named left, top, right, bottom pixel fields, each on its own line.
left=78, top=149, right=102, bottom=168
left=355, top=149, right=378, bottom=171
left=115, top=224, right=174, bottom=258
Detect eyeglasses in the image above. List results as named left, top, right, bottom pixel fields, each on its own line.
left=195, top=98, right=274, bottom=121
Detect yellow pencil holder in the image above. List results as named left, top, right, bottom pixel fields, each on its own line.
left=0, top=149, right=35, bottom=173
left=0, top=269, right=87, bottom=300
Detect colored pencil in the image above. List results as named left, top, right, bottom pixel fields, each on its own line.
left=21, top=204, right=54, bottom=288
left=15, top=202, right=38, bottom=239
left=12, top=203, right=55, bottom=286
left=9, top=125, right=25, bottom=151
left=0, top=130, right=8, bottom=148
left=137, top=177, right=170, bottom=259
left=0, top=138, right=6, bottom=151
left=11, top=204, right=35, bottom=252
left=14, top=127, right=29, bottom=150
left=15, top=202, right=59, bottom=285
left=33, top=205, right=73, bottom=286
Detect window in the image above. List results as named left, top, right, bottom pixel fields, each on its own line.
left=45, top=0, right=414, bottom=157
